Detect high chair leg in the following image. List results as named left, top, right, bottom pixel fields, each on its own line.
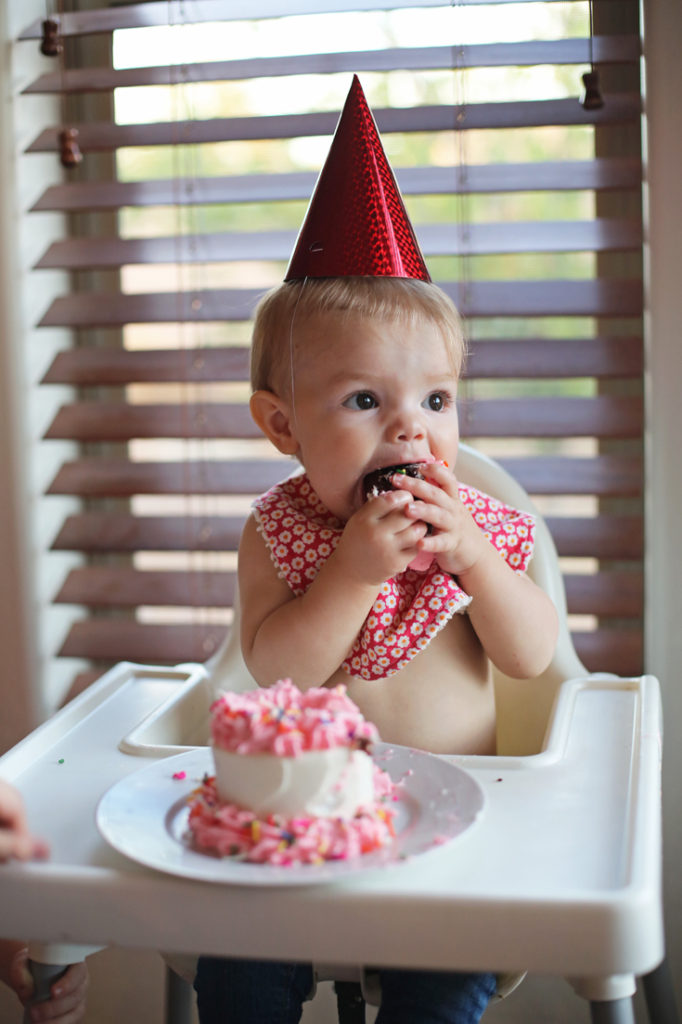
left=589, top=997, right=636, bottom=1024
left=165, top=965, right=195, bottom=1024
left=334, top=980, right=366, bottom=1024
left=643, top=959, right=680, bottom=1024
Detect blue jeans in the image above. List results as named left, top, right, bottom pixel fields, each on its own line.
left=194, top=956, right=496, bottom=1024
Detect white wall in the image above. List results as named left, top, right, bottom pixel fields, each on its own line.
left=641, top=0, right=682, bottom=1008
left=0, top=0, right=40, bottom=751
left=0, top=0, right=86, bottom=751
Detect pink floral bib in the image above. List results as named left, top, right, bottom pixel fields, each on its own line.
left=253, top=473, right=535, bottom=681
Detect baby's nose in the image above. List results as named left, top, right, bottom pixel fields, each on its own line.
left=389, top=410, right=425, bottom=442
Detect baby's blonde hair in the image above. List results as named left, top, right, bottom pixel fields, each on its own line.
left=250, top=277, right=465, bottom=395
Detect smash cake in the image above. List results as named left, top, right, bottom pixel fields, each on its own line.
left=187, top=679, right=398, bottom=865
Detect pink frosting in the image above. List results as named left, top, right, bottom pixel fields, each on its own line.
left=210, top=679, right=379, bottom=757
left=187, top=766, right=397, bottom=865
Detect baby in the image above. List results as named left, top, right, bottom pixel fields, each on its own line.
left=195, top=77, right=558, bottom=1024
left=241, top=275, right=558, bottom=757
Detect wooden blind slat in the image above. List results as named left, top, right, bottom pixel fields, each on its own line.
left=58, top=620, right=227, bottom=663
left=43, top=347, right=250, bottom=385
left=26, top=96, right=642, bottom=155
left=23, top=37, right=640, bottom=95
left=47, top=458, right=292, bottom=497
left=42, top=338, right=643, bottom=386
left=38, top=279, right=644, bottom=329
left=45, top=395, right=642, bottom=442
left=462, top=396, right=642, bottom=439
left=497, top=456, right=643, bottom=497
left=46, top=455, right=642, bottom=499
left=61, top=671, right=107, bottom=705
left=465, top=338, right=643, bottom=379
left=30, top=159, right=643, bottom=213
left=45, top=402, right=259, bottom=441
left=15, top=1, right=628, bottom=40
left=55, top=565, right=642, bottom=615
left=545, top=516, right=643, bottom=559
left=39, top=290, right=260, bottom=327
left=57, top=619, right=642, bottom=674
left=51, top=512, right=644, bottom=560
left=441, top=281, right=644, bottom=319
left=52, top=514, right=247, bottom=552
left=573, top=630, right=643, bottom=676
left=35, top=219, right=642, bottom=270
left=564, top=572, right=643, bottom=617
left=55, top=567, right=237, bottom=607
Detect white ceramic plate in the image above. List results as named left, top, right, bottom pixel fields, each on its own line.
left=96, top=744, right=485, bottom=886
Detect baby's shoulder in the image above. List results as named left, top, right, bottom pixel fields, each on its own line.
left=238, top=511, right=271, bottom=568
left=238, top=512, right=292, bottom=616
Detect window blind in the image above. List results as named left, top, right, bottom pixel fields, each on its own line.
left=17, top=0, right=643, bottom=694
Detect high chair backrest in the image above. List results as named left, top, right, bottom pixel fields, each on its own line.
left=207, top=443, right=587, bottom=757
left=453, top=444, right=586, bottom=755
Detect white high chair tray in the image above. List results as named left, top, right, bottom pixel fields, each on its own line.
left=0, top=666, right=664, bottom=983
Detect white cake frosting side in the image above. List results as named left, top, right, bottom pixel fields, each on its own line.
left=212, top=745, right=375, bottom=819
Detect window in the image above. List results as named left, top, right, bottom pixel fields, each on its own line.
left=15, top=0, right=643, bottom=702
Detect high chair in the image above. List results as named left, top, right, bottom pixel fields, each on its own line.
left=0, top=444, right=670, bottom=1024
left=163, top=443, right=675, bottom=1024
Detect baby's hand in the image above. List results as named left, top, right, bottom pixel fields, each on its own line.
left=9, top=948, right=88, bottom=1023
left=336, top=489, right=427, bottom=586
left=0, top=780, right=49, bottom=863
left=391, top=463, right=487, bottom=578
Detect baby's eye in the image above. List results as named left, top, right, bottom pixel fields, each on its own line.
left=423, top=391, right=449, bottom=412
left=344, top=392, right=377, bottom=410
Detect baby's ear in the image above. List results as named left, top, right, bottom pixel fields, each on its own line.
left=249, top=390, right=298, bottom=455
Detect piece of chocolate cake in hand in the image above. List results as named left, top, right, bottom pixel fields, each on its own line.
left=362, top=463, right=434, bottom=572
left=362, top=463, right=425, bottom=500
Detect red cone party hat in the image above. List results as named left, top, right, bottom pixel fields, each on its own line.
left=285, top=75, right=430, bottom=282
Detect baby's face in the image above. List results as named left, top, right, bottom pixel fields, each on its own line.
left=287, top=311, right=460, bottom=521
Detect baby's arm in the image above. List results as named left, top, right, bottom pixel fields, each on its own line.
left=454, top=542, right=558, bottom=679
left=396, top=464, right=559, bottom=678
left=239, top=489, right=426, bottom=688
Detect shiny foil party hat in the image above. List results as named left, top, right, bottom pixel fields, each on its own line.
left=285, top=75, right=430, bottom=282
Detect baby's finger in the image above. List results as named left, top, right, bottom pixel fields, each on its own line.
left=0, top=780, right=29, bottom=830
left=396, top=488, right=448, bottom=530
left=30, top=995, right=85, bottom=1023
left=364, top=488, right=412, bottom=519
left=417, top=461, right=461, bottom=499
left=31, top=964, right=88, bottom=1022
left=394, top=518, right=429, bottom=554
left=389, top=466, right=452, bottom=504
left=403, top=499, right=454, bottom=534
left=0, top=830, right=36, bottom=862
left=50, top=962, right=88, bottom=1001
left=31, top=837, right=50, bottom=860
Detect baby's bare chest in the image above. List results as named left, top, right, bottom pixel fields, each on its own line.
left=334, top=614, right=496, bottom=755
